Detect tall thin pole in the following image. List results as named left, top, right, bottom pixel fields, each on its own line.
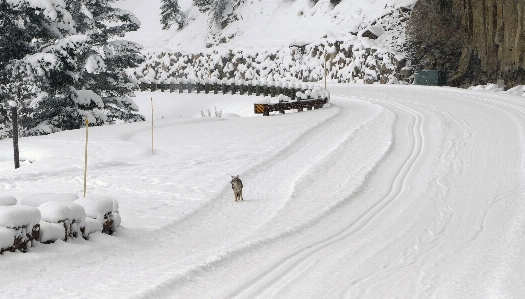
left=84, top=119, right=89, bottom=197
left=151, top=97, right=154, bottom=154
left=324, top=51, right=327, bottom=90
left=10, top=103, right=19, bottom=169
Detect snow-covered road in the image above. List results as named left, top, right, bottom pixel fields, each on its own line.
left=1, top=85, right=524, bottom=298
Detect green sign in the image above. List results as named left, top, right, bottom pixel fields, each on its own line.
left=414, top=70, right=447, bottom=86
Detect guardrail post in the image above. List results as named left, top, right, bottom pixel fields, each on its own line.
left=207, top=79, right=212, bottom=94
left=247, top=82, right=253, bottom=96
left=188, top=79, right=193, bottom=93
left=263, top=82, right=269, bottom=97
left=169, top=79, right=175, bottom=93
left=239, top=81, right=245, bottom=95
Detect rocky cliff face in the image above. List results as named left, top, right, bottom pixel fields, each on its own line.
left=453, top=0, right=525, bottom=86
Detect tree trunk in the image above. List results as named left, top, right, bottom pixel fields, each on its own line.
left=12, top=106, right=20, bottom=169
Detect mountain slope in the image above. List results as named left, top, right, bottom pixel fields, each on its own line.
left=115, top=0, right=417, bottom=52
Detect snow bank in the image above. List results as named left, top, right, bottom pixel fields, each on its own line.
left=469, top=84, right=504, bottom=93
left=21, top=193, right=78, bottom=207
left=506, top=85, right=525, bottom=96
left=0, top=195, right=17, bottom=206
left=39, top=222, right=66, bottom=243
left=468, top=83, right=525, bottom=97
left=0, top=206, right=41, bottom=228
left=0, top=227, right=15, bottom=250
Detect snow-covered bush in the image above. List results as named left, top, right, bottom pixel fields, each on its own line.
left=39, top=222, right=66, bottom=244
left=75, top=195, right=120, bottom=235
left=0, top=195, right=17, bottom=207
left=0, top=227, right=15, bottom=254
left=38, top=202, right=86, bottom=241
left=0, top=205, right=41, bottom=253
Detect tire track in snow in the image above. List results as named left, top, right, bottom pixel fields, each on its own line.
left=342, top=88, right=525, bottom=298
left=233, top=100, right=427, bottom=299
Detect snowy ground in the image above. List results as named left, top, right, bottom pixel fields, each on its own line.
left=1, top=85, right=525, bottom=298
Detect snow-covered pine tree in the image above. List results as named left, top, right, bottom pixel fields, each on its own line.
left=195, top=0, right=242, bottom=26
left=193, top=0, right=213, bottom=13
left=63, top=0, right=146, bottom=125
left=0, top=0, right=146, bottom=139
left=160, top=0, right=187, bottom=30
left=210, top=0, right=228, bottom=24
left=0, top=0, right=92, bottom=138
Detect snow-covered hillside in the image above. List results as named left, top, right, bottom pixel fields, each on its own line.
left=2, top=85, right=525, bottom=298
left=115, top=0, right=417, bottom=84
left=115, top=0, right=416, bottom=52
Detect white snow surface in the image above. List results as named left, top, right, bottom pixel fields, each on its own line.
left=21, top=193, right=79, bottom=207
left=1, top=86, right=525, bottom=297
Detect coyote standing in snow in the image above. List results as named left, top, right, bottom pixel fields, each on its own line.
left=230, top=175, right=244, bottom=202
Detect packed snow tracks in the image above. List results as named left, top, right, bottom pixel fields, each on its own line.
left=143, top=85, right=525, bottom=298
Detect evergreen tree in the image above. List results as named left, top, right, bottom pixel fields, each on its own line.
left=64, top=0, right=146, bottom=126
left=194, top=0, right=213, bottom=13
left=210, top=0, right=228, bottom=24
left=0, top=0, right=91, bottom=138
left=194, top=0, right=238, bottom=25
left=160, top=0, right=186, bottom=30
left=0, top=0, right=146, bottom=139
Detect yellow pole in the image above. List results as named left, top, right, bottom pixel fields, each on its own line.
left=84, top=119, right=89, bottom=197
left=151, top=97, right=154, bottom=155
